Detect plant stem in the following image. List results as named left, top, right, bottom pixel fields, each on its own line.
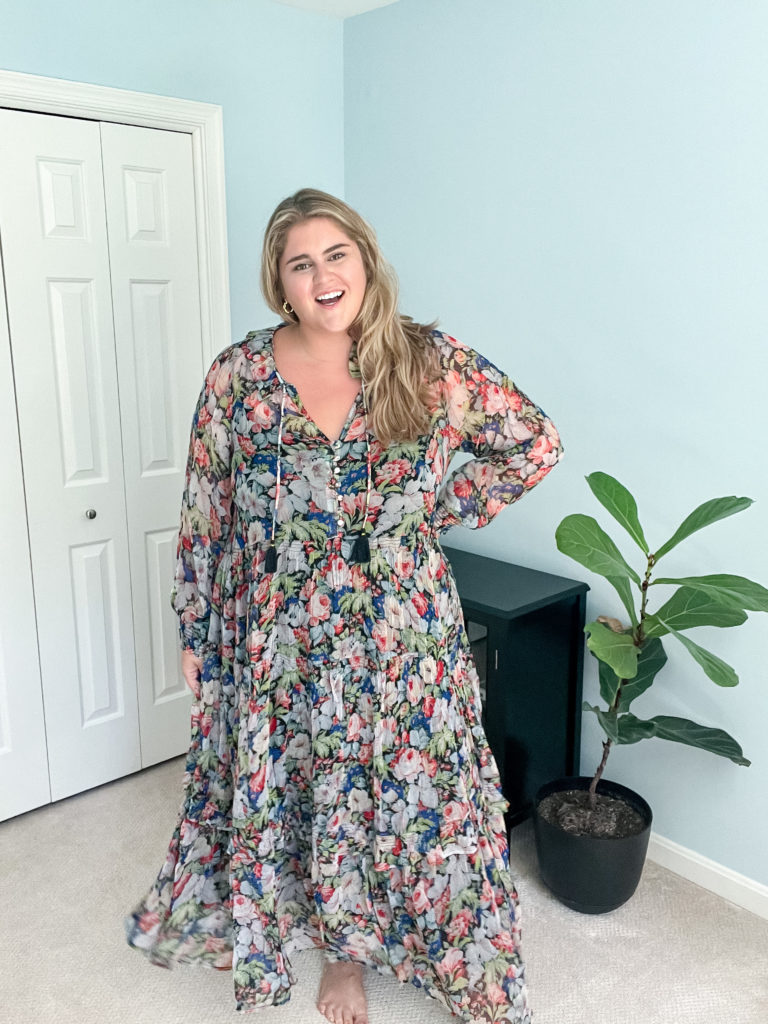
left=588, top=739, right=612, bottom=807
left=589, top=551, right=656, bottom=808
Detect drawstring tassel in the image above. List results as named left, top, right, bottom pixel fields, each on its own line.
left=350, top=533, right=370, bottom=565
left=264, top=544, right=278, bottom=573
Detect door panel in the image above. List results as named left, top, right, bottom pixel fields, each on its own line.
left=0, top=243, right=51, bottom=820
left=100, top=122, right=204, bottom=764
left=0, top=108, right=141, bottom=801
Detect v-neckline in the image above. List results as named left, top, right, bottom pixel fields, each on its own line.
left=269, top=326, right=362, bottom=445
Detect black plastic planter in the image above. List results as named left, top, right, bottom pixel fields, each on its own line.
left=533, top=776, right=653, bottom=914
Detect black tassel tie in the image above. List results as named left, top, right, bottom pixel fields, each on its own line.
left=349, top=533, right=370, bottom=565
left=264, top=544, right=278, bottom=573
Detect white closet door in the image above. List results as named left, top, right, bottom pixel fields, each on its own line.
left=100, top=122, right=204, bottom=765
left=0, top=251, right=51, bottom=819
left=0, top=108, right=140, bottom=800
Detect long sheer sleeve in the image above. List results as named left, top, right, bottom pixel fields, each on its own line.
left=171, top=352, right=235, bottom=655
left=433, top=334, right=563, bottom=532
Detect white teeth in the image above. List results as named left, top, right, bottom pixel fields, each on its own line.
left=317, top=291, right=343, bottom=301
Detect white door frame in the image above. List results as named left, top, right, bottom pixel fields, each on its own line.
left=0, top=68, right=231, bottom=362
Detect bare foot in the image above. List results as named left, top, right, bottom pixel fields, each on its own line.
left=316, top=958, right=368, bottom=1024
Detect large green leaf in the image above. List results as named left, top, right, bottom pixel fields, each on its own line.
left=616, top=637, right=668, bottom=711
left=669, top=627, right=740, bottom=687
left=652, top=574, right=768, bottom=613
left=585, top=621, right=639, bottom=678
left=654, top=496, right=753, bottom=560
left=583, top=703, right=620, bottom=743
left=646, top=715, right=750, bottom=766
left=616, top=713, right=658, bottom=744
left=586, top=472, right=649, bottom=553
left=605, top=574, right=639, bottom=627
left=556, top=514, right=640, bottom=584
left=596, top=637, right=667, bottom=711
left=644, top=587, right=748, bottom=637
left=598, top=660, right=621, bottom=706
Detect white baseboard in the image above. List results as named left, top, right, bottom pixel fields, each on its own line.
left=647, top=832, right=768, bottom=921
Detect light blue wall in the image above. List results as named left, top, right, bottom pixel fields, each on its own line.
left=345, top=0, right=768, bottom=885
left=0, top=0, right=345, bottom=340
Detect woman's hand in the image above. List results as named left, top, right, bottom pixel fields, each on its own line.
left=181, top=649, right=203, bottom=699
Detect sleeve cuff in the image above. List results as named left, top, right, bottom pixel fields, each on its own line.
left=178, top=618, right=210, bottom=656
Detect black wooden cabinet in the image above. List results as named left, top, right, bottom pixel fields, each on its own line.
left=443, top=546, right=589, bottom=827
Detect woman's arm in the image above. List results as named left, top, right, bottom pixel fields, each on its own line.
left=171, top=351, right=235, bottom=659
left=433, top=334, right=563, bottom=532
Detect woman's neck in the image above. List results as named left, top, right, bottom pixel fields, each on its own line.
left=279, top=323, right=354, bottom=369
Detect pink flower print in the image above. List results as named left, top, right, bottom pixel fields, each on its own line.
left=412, top=878, right=432, bottom=916
left=406, top=673, right=424, bottom=704
left=446, top=907, right=474, bottom=942
left=435, top=947, right=466, bottom=979
left=440, top=800, right=466, bottom=838
left=445, top=374, right=470, bottom=430
left=426, top=434, right=444, bottom=476
left=486, top=981, right=508, bottom=1005
left=523, top=466, right=551, bottom=487
left=491, top=931, right=519, bottom=954
left=372, top=620, right=396, bottom=654
left=327, top=553, right=352, bottom=588
left=482, top=382, right=508, bottom=415
left=251, top=351, right=271, bottom=380
left=473, top=462, right=497, bottom=489
left=486, top=496, right=505, bottom=519
left=395, top=548, right=416, bottom=578
left=346, top=413, right=366, bottom=439
left=248, top=400, right=275, bottom=430
left=180, top=819, right=199, bottom=844
left=507, top=388, right=523, bottom=412
left=232, top=892, right=255, bottom=923
left=137, top=909, right=160, bottom=931
left=239, top=434, right=256, bottom=457
left=347, top=712, right=363, bottom=742
left=193, top=437, right=210, bottom=469
left=529, top=433, right=553, bottom=465
left=307, top=590, right=331, bottom=625
left=425, top=846, right=446, bottom=868
left=392, top=747, right=422, bottom=783
left=211, top=362, right=232, bottom=398
left=379, top=459, right=412, bottom=485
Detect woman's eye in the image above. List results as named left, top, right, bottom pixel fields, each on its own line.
left=293, top=262, right=311, bottom=271
left=328, top=252, right=344, bottom=261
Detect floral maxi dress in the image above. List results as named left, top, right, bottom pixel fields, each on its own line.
left=125, top=326, right=563, bottom=1023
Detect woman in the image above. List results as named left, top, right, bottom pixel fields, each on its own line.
left=125, top=189, right=562, bottom=1024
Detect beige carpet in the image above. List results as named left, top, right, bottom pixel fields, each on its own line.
left=1, top=757, right=766, bottom=1024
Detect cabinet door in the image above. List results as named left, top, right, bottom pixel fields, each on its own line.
left=100, top=122, right=205, bottom=765
left=0, top=251, right=51, bottom=820
left=0, top=109, right=140, bottom=801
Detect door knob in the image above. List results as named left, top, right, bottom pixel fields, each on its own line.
left=85, top=509, right=97, bottom=519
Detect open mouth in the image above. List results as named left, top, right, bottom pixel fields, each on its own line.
left=315, top=290, right=344, bottom=308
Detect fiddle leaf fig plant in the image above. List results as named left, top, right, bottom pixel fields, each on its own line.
left=556, top=472, right=766, bottom=804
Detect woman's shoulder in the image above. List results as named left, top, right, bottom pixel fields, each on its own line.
left=427, top=328, right=492, bottom=377
left=202, top=326, right=280, bottom=390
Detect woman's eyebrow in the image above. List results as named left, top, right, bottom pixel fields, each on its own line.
left=284, top=242, right=350, bottom=266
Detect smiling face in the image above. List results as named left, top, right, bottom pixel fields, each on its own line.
left=279, top=217, right=368, bottom=336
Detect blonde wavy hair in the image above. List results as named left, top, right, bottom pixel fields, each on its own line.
left=260, top=188, right=439, bottom=446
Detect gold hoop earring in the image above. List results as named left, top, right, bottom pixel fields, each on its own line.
left=282, top=300, right=294, bottom=317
